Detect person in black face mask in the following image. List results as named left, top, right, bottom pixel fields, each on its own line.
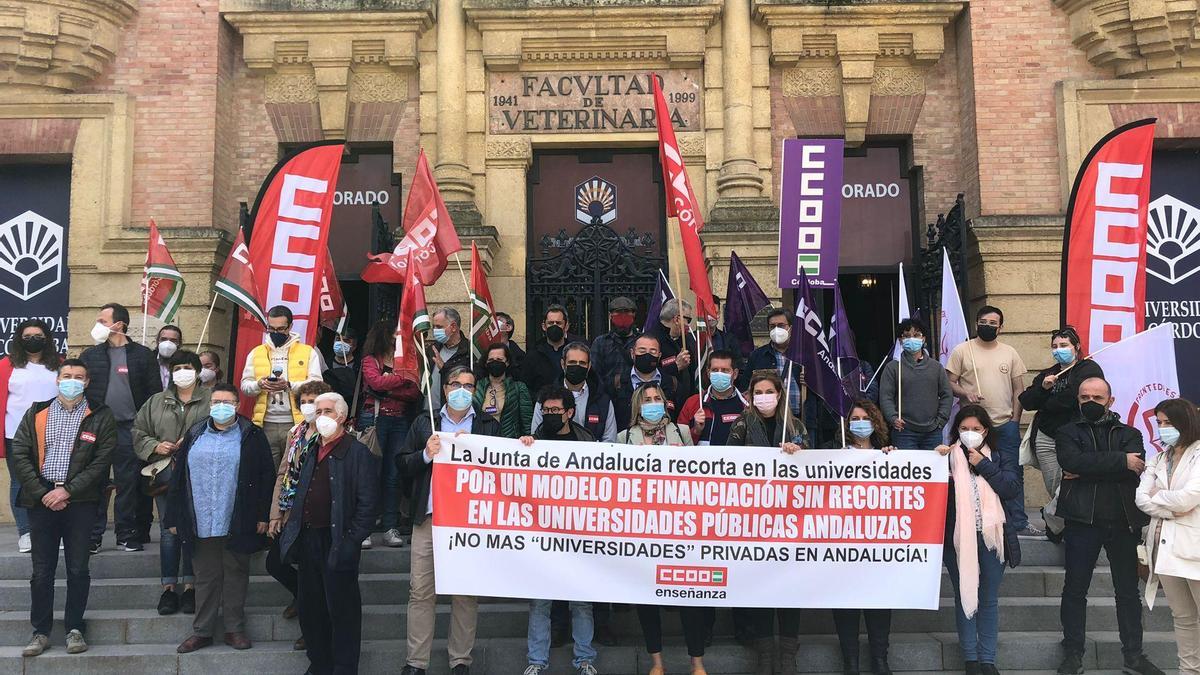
left=1053, top=376, right=1163, bottom=675
left=520, top=304, right=584, bottom=398
left=607, top=334, right=678, bottom=431
left=530, top=342, right=618, bottom=443
left=472, top=343, right=532, bottom=439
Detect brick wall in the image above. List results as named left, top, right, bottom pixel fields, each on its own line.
left=912, top=23, right=963, bottom=225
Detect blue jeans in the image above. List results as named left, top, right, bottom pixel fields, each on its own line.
left=993, top=420, right=1027, bottom=529
left=892, top=428, right=943, bottom=451
left=155, top=493, right=193, bottom=587
left=361, top=412, right=410, bottom=530
left=528, top=598, right=595, bottom=668
left=5, top=439, right=30, bottom=536
left=944, top=532, right=1006, bottom=664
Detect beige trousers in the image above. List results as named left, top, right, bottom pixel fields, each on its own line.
left=405, top=519, right=478, bottom=669
left=1160, top=573, right=1200, bottom=674
left=262, top=421, right=292, bottom=470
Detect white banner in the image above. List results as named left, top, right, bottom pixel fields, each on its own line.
left=1089, top=323, right=1180, bottom=458
left=431, top=434, right=949, bottom=609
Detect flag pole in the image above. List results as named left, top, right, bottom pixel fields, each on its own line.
left=785, top=360, right=793, bottom=445
left=967, top=339, right=982, bottom=397
left=898, top=351, right=904, bottom=421
left=141, top=284, right=151, bottom=346
left=419, top=332, right=436, bottom=423
left=837, top=357, right=847, bottom=448
left=455, top=252, right=474, bottom=372
left=196, top=294, right=218, bottom=351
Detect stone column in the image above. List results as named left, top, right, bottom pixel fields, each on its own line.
left=716, top=0, right=764, bottom=198
left=435, top=0, right=476, bottom=207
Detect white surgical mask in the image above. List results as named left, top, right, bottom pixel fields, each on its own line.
left=753, top=393, right=777, bottom=414
left=769, top=326, right=790, bottom=345
left=959, top=430, right=984, bottom=450
left=300, top=403, right=318, bottom=422
left=90, top=322, right=112, bottom=344
left=171, top=369, right=197, bottom=389
left=199, top=367, right=217, bottom=384
left=158, top=340, right=178, bottom=359
left=315, top=415, right=339, bottom=438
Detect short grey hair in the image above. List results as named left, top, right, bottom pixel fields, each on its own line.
left=659, top=298, right=692, bottom=323
left=435, top=307, right=461, bottom=328
left=444, top=365, right=475, bottom=384
left=314, top=392, right=349, bottom=420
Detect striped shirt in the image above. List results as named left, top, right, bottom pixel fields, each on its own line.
left=772, top=350, right=803, bottom=416
left=44, top=399, right=87, bottom=483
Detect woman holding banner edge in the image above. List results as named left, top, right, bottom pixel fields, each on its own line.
left=727, top=370, right=805, bottom=675
left=821, top=400, right=896, bottom=675
left=935, top=404, right=1021, bottom=675
left=618, top=382, right=711, bottom=675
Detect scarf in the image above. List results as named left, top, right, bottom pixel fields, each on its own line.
left=636, top=416, right=671, bottom=445
left=278, top=422, right=317, bottom=512
left=949, top=442, right=1006, bottom=618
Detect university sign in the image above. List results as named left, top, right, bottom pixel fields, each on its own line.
left=488, top=70, right=703, bottom=134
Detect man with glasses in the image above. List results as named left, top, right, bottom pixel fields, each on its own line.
left=494, top=312, right=526, bottom=372
left=521, top=305, right=584, bottom=398
left=401, top=366, right=501, bottom=675
left=239, top=306, right=323, bottom=468
left=947, top=305, right=1036, bottom=536
left=645, top=299, right=697, bottom=406
left=746, top=309, right=806, bottom=417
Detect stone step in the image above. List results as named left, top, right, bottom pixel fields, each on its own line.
left=0, top=596, right=1178, bottom=646
left=0, top=632, right=1181, bottom=674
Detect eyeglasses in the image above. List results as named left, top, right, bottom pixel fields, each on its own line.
left=542, top=407, right=567, bottom=415
left=267, top=325, right=290, bottom=334
left=977, top=320, right=1001, bottom=327
left=447, top=382, right=476, bottom=391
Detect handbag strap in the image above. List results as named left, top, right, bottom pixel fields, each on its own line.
left=350, top=360, right=364, bottom=423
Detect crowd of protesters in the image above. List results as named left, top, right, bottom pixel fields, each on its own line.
left=1, top=297, right=1194, bottom=675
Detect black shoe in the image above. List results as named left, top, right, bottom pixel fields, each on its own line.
left=870, top=656, right=892, bottom=675
left=180, top=588, right=195, bottom=614
left=1123, top=654, right=1165, bottom=675
left=842, top=652, right=860, bottom=675
left=89, top=541, right=102, bottom=555
left=116, top=540, right=143, bottom=552
left=450, top=666, right=469, bottom=675
left=157, top=589, right=180, bottom=615
left=965, top=661, right=982, bottom=675
left=399, top=667, right=427, bottom=675
left=980, top=664, right=1000, bottom=675
left=1057, top=652, right=1084, bottom=675
left=593, top=623, right=618, bottom=647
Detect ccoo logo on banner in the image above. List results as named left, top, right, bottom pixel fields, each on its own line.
left=0, top=165, right=72, bottom=355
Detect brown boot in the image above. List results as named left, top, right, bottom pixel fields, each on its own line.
left=777, top=637, right=798, bottom=675
left=754, top=637, right=776, bottom=675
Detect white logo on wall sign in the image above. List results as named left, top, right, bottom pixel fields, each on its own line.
left=0, top=210, right=64, bottom=301
left=1147, top=194, right=1200, bottom=286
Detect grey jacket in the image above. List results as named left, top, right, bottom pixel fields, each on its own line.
left=879, top=352, right=953, bottom=433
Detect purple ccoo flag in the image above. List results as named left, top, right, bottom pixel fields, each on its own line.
left=724, top=252, right=771, bottom=358
left=830, top=282, right=862, bottom=389
left=643, top=269, right=675, bottom=334
left=787, top=272, right=855, bottom=418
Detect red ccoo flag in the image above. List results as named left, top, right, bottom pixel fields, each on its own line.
left=395, top=249, right=431, bottom=380
left=469, top=242, right=504, bottom=359
left=362, top=148, right=462, bottom=285
left=651, top=74, right=717, bottom=331
left=141, top=219, right=186, bottom=323
left=213, top=229, right=267, bottom=326
left=318, top=251, right=348, bottom=335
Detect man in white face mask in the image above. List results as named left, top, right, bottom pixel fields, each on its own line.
left=154, top=325, right=183, bottom=390
left=79, top=302, right=163, bottom=553
left=746, top=309, right=807, bottom=419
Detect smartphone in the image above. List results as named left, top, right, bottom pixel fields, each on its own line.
left=270, top=367, right=282, bottom=381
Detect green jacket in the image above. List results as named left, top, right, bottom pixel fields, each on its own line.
left=133, top=386, right=212, bottom=462
left=473, top=376, right=533, bottom=439
left=11, top=398, right=116, bottom=506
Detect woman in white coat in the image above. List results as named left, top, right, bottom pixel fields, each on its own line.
left=1135, top=397, right=1200, bottom=674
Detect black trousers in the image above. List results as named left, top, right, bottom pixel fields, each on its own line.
left=92, top=422, right=151, bottom=544
left=832, top=609, right=891, bottom=659
left=636, top=605, right=714, bottom=657
left=265, top=536, right=298, bottom=598
left=752, top=608, right=801, bottom=640
left=30, top=502, right=94, bottom=636
left=298, top=527, right=363, bottom=675
left=1061, top=520, right=1143, bottom=658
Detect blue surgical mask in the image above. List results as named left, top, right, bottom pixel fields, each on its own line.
left=1052, top=347, right=1074, bottom=365
left=211, top=402, right=237, bottom=425
left=447, top=388, right=473, bottom=412
left=333, top=340, right=352, bottom=356
left=640, top=402, right=666, bottom=423
left=709, top=372, right=733, bottom=391
left=901, top=337, right=924, bottom=354
left=432, top=328, right=449, bottom=344
left=848, top=420, right=875, bottom=439
left=1160, top=426, right=1181, bottom=447
left=57, top=379, right=84, bottom=400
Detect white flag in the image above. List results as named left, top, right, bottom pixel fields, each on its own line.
left=938, top=249, right=968, bottom=366
left=1089, top=323, right=1180, bottom=459
left=891, top=262, right=912, bottom=360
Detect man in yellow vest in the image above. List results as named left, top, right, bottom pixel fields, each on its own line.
left=239, top=306, right=323, bottom=467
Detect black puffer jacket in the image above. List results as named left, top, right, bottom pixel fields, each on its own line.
left=1054, top=413, right=1149, bottom=532
left=79, top=341, right=162, bottom=412
left=1018, top=358, right=1104, bottom=438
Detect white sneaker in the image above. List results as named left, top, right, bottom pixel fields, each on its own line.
left=18, top=533, right=31, bottom=553
left=65, top=629, right=87, bottom=654
left=22, top=633, right=49, bottom=657
left=523, top=665, right=546, bottom=675
left=382, top=528, right=405, bottom=548
left=361, top=536, right=373, bottom=549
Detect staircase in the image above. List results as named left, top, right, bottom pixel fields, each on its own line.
left=0, top=517, right=1180, bottom=674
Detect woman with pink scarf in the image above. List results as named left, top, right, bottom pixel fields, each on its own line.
left=934, top=404, right=1022, bottom=675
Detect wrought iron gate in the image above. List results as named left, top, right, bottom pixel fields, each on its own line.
left=527, top=216, right=666, bottom=342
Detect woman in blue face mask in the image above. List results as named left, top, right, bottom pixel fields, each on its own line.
left=617, top=383, right=710, bottom=675
left=822, top=400, right=896, bottom=674
left=1017, top=326, right=1104, bottom=541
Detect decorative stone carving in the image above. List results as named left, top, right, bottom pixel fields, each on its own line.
left=222, top=5, right=432, bottom=138
left=265, top=72, right=317, bottom=103
left=521, top=35, right=669, bottom=65
left=758, top=1, right=963, bottom=145
left=1054, top=0, right=1200, bottom=77
left=485, top=136, right=532, bottom=165
left=0, top=0, right=138, bottom=93
left=677, top=132, right=705, bottom=158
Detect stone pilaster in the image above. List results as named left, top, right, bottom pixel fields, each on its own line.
left=716, top=0, right=764, bottom=199
left=434, top=0, right=478, bottom=219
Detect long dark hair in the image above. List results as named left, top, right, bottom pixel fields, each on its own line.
left=1155, top=398, right=1200, bottom=451
left=362, top=320, right=396, bottom=361
left=948, top=403, right=995, bottom=446
left=844, top=398, right=890, bottom=448
left=7, top=319, right=60, bottom=369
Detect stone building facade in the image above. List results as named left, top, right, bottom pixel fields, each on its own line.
left=1, top=0, right=1197, bottom=370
